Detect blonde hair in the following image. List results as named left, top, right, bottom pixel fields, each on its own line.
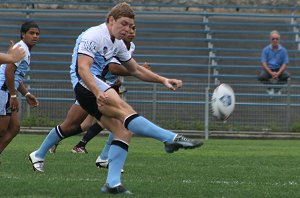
left=106, top=2, right=135, bottom=23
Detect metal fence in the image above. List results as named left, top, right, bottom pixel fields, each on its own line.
left=1, top=2, right=300, bottom=137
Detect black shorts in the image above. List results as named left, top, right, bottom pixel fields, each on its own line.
left=74, top=83, right=102, bottom=120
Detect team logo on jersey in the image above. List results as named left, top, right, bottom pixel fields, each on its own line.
left=80, top=39, right=97, bottom=54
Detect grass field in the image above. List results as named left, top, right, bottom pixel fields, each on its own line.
left=1, top=134, right=300, bottom=198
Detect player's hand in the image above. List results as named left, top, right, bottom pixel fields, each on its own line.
left=26, top=94, right=39, bottom=107
left=163, top=78, right=182, bottom=91
left=96, top=91, right=109, bottom=107
left=10, top=97, right=19, bottom=112
left=7, top=40, right=25, bottom=63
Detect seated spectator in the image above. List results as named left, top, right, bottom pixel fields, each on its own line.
left=258, top=30, right=290, bottom=95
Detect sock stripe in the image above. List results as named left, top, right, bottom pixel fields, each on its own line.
left=111, top=140, right=129, bottom=152
left=55, top=125, right=64, bottom=139
left=124, top=113, right=139, bottom=129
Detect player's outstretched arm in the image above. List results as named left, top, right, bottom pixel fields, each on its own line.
left=123, top=59, right=182, bottom=91
left=109, top=63, right=131, bottom=76
left=109, top=61, right=151, bottom=76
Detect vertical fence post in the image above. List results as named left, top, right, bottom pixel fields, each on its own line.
left=291, top=11, right=300, bottom=50
left=203, top=13, right=211, bottom=140
left=286, top=78, right=291, bottom=130
left=289, top=12, right=297, bottom=131
left=152, top=84, right=157, bottom=123
left=204, top=87, right=210, bottom=139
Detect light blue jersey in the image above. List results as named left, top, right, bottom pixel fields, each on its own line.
left=105, top=42, right=135, bottom=86
left=70, top=23, right=131, bottom=89
left=0, top=40, right=30, bottom=91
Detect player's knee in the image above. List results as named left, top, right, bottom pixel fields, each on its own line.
left=120, top=100, right=135, bottom=113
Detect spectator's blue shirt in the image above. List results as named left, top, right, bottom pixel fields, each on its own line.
left=261, top=44, right=289, bottom=70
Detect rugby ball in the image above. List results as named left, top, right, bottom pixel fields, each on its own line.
left=211, top=83, right=235, bottom=121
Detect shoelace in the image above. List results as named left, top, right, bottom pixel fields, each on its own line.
left=176, top=135, right=192, bottom=142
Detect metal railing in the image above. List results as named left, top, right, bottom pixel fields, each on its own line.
left=1, top=2, right=300, bottom=136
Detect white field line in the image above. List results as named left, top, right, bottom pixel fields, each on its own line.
left=208, top=180, right=298, bottom=186
left=181, top=179, right=298, bottom=186
left=0, top=175, right=100, bottom=182
left=2, top=176, right=299, bottom=186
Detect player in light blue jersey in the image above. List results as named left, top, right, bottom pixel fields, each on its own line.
left=71, top=24, right=150, bottom=173
left=49, top=24, right=141, bottom=155
left=0, top=21, right=39, bottom=156
left=70, top=24, right=149, bottom=154
left=48, top=24, right=150, bottom=175
left=29, top=3, right=203, bottom=195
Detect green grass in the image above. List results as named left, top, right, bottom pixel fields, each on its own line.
left=1, top=134, right=300, bottom=198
